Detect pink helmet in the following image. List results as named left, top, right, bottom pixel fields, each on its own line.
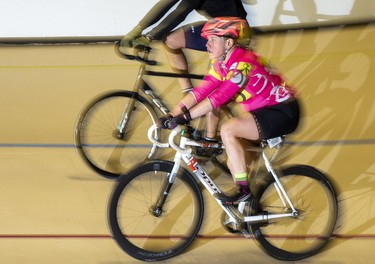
left=201, top=17, right=252, bottom=47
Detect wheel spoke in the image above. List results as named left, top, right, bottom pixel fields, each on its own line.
left=250, top=165, right=337, bottom=261
left=75, top=92, right=159, bottom=178
left=108, top=161, right=204, bottom=261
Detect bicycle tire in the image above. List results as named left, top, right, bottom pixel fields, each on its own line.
left=75, top=91, right=160, bottom=178
left=250, top=165, right=338, bottom=261
left=108, top=160, right=204, bottom=261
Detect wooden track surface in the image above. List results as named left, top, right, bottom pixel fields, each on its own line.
left=0, top=24, right=374, bottom=263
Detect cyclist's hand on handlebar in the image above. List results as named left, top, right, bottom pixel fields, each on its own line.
left=158, top=107, right=192, bottom=129
left=166, top=106, right=192, bottom=129
left=158, top=114, right=190, bottom=130
left=120, top=25, right=143, bottom=47
left=120, top=35, right=152, bottom=49
left=158, top=114, right=173, bottom=129
left=168, top=114, right=190, bottom=129
left=120, top=37, right=136, bottom=48
left=131, top=35, right=152, bottom=47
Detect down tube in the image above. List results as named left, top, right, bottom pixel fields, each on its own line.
left=182, top=154, right=221, bottom=195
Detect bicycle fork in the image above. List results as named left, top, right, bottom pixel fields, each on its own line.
left=116, top=92, right=138, bottom=139
left=116, top=60, right=147, bottom=139
left=150, top=152, right=183, bottom=217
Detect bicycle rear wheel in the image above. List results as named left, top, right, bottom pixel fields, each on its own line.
left=75, top=91, right=160, bottom=178
left=250, top=165, right=338, bottom=261
left=108, top=160, right=204, bottom=261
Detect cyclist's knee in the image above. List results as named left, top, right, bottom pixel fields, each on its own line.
left=221, top=121, right=235, bottom=140
left=221, top=118, right=253, bottom=141
left=163, top=31, right=185, bottom=51
left=207, top=109, right=220, bottom=118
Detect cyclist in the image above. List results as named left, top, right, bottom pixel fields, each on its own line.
left=159, top=17, right=300, bottom=203
left=121, top=0, right=249, bottom=140
left=120, top=0, right=248, bottom=92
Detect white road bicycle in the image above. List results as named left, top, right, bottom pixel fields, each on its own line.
left=108, top=124, right=338, bottom=261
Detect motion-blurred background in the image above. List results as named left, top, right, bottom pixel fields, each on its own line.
left=0, top=1, right=374, bottom=263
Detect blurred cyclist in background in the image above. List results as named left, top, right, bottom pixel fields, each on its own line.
left=120, top=0, right=249, bottom=93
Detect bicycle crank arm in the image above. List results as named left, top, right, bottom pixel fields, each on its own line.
left=244, top=211, right=296, bottom=225
left=221, top=204, right=245, bottom=224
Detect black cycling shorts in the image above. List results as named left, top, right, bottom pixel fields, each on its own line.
left=252, top=99, right=301, bottom=140
left=182, top=21, right=207, bottom=51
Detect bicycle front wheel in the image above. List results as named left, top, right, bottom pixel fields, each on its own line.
left=250, top=165, right=338, bottom=261
left=75, top=91, right=160, bottom=178
left=108, top=160, right=204, bottom=261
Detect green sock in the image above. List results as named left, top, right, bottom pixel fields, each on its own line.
left=234, top=172, right=248, bottom=187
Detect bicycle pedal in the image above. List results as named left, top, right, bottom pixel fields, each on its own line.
left=222, top=222, right=243, bottom=235
left=222, top=221, right=251, bottom=237
left=221, top=201, right=235, bottom=206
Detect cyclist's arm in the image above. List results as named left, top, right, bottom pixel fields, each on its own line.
left=180, top=75, right=243, bottom=120
left=169, top=92, right=214, bottom=120
left=195, top=65, right=250, bottom=110
left=171, top=62, right=249, bottom=118
left=169, top=75, right=219, bottom=117
left=191, top=75, right=221, bottom=104
left=147, top=0, right=202, bottom=40
left=206, top=75, right=245, bottom=109
left=138, top=0, right=180, bottom=30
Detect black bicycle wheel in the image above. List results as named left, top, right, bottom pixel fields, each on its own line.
left=75, top=91, right=160, bottom=178
left=250, top=165, right=338, bottom=261
left=108, top=160, right=204, bottom=261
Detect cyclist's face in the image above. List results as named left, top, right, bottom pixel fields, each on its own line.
left=206, top=35, right=225, bottom=60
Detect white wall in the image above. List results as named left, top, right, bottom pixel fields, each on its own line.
left=0, top=0, right=373, bottom=38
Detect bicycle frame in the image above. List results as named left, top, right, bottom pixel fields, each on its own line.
left=116, top=46, right=167, bottom=136
left=114, top=44, right=233, bottom=139
left=148, top=124, right=299, bottom=229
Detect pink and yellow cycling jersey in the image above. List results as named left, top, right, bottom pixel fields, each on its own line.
left=191, top=47, right=295, bottom=112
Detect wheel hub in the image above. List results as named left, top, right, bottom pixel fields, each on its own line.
left=150, top=205, right=163, bottom=217
left=113, top=129, right=125, bottom=140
